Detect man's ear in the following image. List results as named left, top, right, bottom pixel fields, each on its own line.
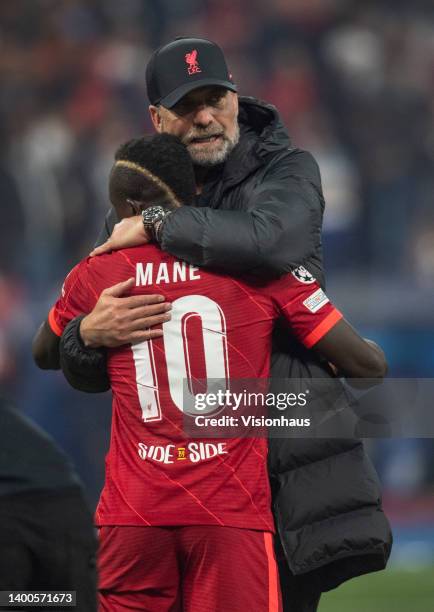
left=126, top=199, right=143, bottom=215
left=149, top=105, right=163, bottom=133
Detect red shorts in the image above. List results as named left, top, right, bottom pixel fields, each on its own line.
left=98, top=525, right=282, bottom=612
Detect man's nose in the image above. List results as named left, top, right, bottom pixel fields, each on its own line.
left=192, top=105, right=214, bottom=126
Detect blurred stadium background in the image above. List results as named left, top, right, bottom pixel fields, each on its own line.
left=1, top=1, right=433, bottom=609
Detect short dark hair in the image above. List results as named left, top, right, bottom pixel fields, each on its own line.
left=112, top=133, right=196, bottom=206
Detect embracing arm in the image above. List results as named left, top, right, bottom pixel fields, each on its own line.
left=32, top=276, right=169, bottom=396
left=32, top=316, right=111, bottom=392
left=161, top=150, right=324, bottom=278
left=315, top=319, right=387, bottom=384
left=93, top=151, right=325, bottom=280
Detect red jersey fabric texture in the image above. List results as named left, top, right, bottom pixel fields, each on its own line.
left=49, top=246, right=342, bottom=531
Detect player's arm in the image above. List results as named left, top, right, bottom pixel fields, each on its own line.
left=32, top=320, right=61, bottom=370
left=91, top=151, right=324, bottom=280
left=33, top=314, right=111, bottom=393
left=32, top=259, right=109, bottom=390
left=313, top=320, right=387, bottom=382
left=32, top=316, right=112, bottom=390
left=272, top=270, right=387, bottom=385
left=32, top=260, right=91, bottom=372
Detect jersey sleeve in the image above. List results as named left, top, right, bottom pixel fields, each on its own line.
left=48, top=260, right=93, bottom=337
left=269, top=265, right=343, bottom=348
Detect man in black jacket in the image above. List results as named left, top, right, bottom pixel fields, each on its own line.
left=34, top=38, right=392, bottom=611
left=0, top=397, right=97, bottom=611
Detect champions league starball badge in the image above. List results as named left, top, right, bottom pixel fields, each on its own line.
left=291, top=265, right=315, bottom=284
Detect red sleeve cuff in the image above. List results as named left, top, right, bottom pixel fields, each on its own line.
left=303, top=309, right=343, bottom=348
left=48, top=306, right=63, bottom=337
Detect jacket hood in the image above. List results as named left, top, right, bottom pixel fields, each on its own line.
left=238, top=96, right=292, bottom=156
left=219, top=96, right=292, bottom=189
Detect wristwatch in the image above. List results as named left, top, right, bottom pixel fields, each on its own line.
left=142, top=206, right=172, bottom=242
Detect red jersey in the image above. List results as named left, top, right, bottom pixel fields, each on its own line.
left=49, top=246, right=342, bottom=531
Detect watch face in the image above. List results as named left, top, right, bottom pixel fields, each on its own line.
left=142, top=206, right=165, bottom=226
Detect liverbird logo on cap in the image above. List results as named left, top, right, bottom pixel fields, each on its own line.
left=185, top=49, right=202, bottom=75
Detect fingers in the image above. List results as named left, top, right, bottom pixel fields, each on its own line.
left=90, top=217, right=150, bottom=257
left=101, top=280, right=167, bottom=306
left=102, top=277, right=136, bottom=297
left=90, top=241, right=113, bottom=257
left=124, top=303, right=172, bottom=318
left=127, top=313, right=171, bottom=331
left=121, top=294, right=168, bottom=309
left=130, top=328, right=164, bottom=344
left=102, top=280, right=168, bottom=306
left=90, top=222, right=125, bottom=256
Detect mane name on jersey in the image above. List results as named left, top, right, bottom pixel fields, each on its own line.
left=136, top=261, right=201, bottom=286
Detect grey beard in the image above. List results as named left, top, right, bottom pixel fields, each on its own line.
left=185, top=124, right=240, bottom=167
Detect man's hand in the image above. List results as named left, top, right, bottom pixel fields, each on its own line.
left=90, top=217, right=151, bottom=257
left=79, top=277, right=171, bottom=348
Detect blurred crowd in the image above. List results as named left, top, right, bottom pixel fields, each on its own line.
left=0, top=0, right=433, bottom=503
